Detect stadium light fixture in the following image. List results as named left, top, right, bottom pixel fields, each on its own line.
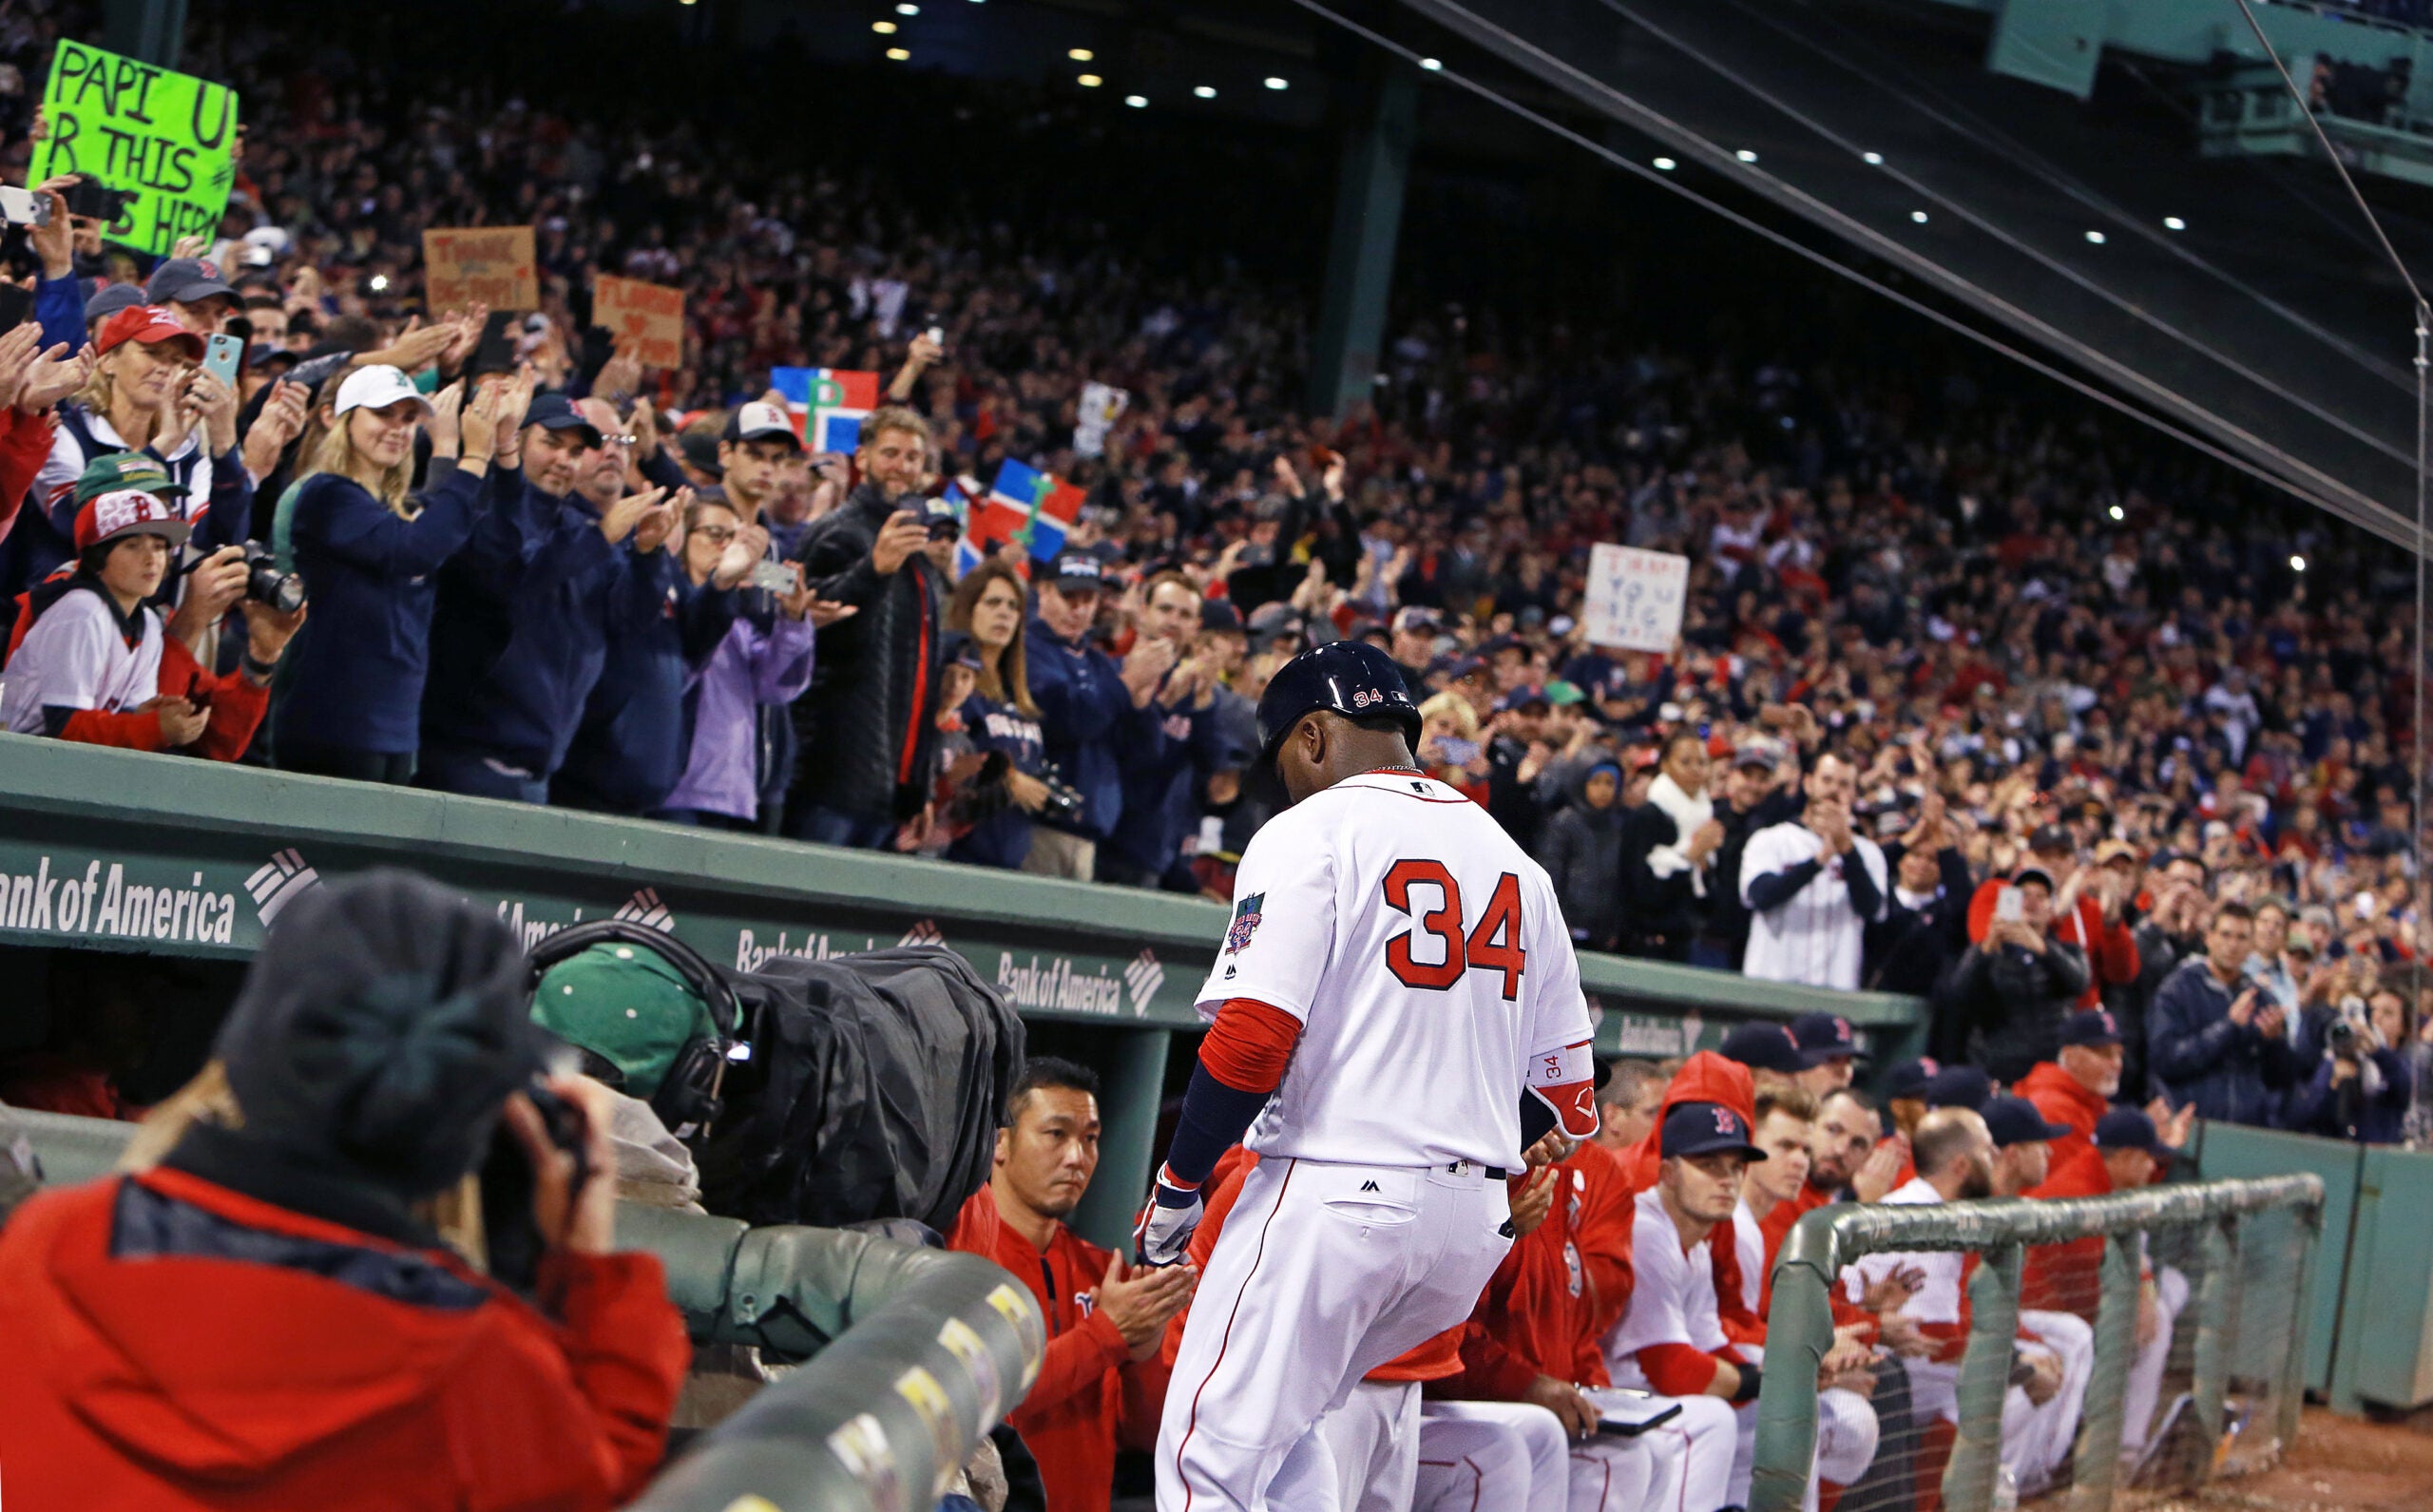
left=872, top=21, right=896, bottom=33
left=1078, top=74, right=1102, bottom=87
left=1420, top=58, right=1443, bottom=71
left=2110, top=505, right=2126, bottom=521
left=1125, top=94, right=1148, bottom=107
left=1863, top=151, right=1884, bottom=165
left=2085, top=230, right=2107, bottom=244
left=2291, top=555, right=2307, bottom=572
left=1735, top=149, right=1758, bottom=163
left=886, top=47, right=910, bottom=60
left=369, top=274, right=390, bottom=293
left=2163, top=216, right=2187, bottom=232
left=895, top=3, right=919, bottom=12
left=1265, top=77, right=1288, bottom=90
left=1195, top=85, right=1216, bottom=99
left=1911, top=210, right=1928, bottom=223
left=1069, top=48, right=1093, bottom=61
left=1652, top=157, right=1676, bottom=171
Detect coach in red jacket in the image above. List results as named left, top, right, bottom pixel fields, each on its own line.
left=0, top=871, right=690, bottom=1512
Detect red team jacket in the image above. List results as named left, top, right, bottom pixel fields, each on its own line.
left=0, top=1167, right=689, bottom=1512
left=1442, top=1139, right=1637, bottom=1397
left=949, top=1182, right=1167, bottom=1512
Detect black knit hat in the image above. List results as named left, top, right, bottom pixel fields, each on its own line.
left=212, top=870, right=542, bottom=1200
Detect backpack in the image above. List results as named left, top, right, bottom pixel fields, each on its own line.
left=695, top=947, right=1025, bottom=1232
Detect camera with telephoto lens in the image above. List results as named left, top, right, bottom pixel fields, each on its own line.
left=242, top=543, right=306, bottom=613
left=2327, top=994, right=2370, bottom=1058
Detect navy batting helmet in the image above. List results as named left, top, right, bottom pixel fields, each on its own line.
left=1253, top=641, right=1423, bottom=799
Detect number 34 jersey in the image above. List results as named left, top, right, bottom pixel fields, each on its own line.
left=1196, top=770, right=1597, bottom=1171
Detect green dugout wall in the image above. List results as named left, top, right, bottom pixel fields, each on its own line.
left=0, top=735, right=1923, bottom=1249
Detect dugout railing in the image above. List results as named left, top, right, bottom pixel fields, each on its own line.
left=1751, top=1173, right=2326, bottom=1512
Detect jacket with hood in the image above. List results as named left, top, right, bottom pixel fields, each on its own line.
left=1605, top=1051, right=1765, bottom=1351
left=0, top=1163, right=687, bottom=1512
left=1534, top=769, right=1626, bottom=949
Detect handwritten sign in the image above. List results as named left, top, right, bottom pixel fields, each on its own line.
left=1581, top=543, right=1689, bottom=654
left=592, top=274, right=685, bottom=370
left=423, top=226, right=538, bottom=313
left=32, top=39, right=239, bottom=258
left=1075, top=381, right=1128, bottom=457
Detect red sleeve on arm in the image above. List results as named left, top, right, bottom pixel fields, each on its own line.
left=0, top=409, right=52, bottom=543
left=1637, top=1342, right=1723, bottom=1397
left=55, top=708, right=168, bottom=750
left=1437, top=1318, right=1542, bottom=1403
left=1199, top=998, right=1303, bottom=1094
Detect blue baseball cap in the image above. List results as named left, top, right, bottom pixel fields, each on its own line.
left=1791, top=1012, right=1863, bottom=1061
left=1983, top=1094, right=2072, bottom=1148
left=1925, top=1064, right=1995, bottom=1112
left=2060, top=1009, right=2123, bottom=1048
left=524, top=392, right=603, bottom=448
left=1660, top=1101, right=1769, bottom=1161
left=1883, top=1057, right=1940, bottom=1101
left=2095, top=1108, right=2169, bottom=1157
left=1721, top=1021, right=1819, bottom=1075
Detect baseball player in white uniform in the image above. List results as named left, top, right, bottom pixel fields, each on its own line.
left=1135, top=642, right=1600, bottom=1512
left=1847, top=1108, right=2093, bottom=1497
left=1739, top=754, right=1887, bottom=990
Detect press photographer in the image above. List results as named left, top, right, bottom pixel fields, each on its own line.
left=2288, top=986, right=2415, bottom=1144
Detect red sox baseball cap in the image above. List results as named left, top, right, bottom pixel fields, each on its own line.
left=1661, top=1101, right=1769, bottom=1161
left=74, top=487, right=191, bottom=553
left=2060, top=1009, right=2124, bottom=1048
left=1721, top=1021, right=1825, bottom=1074
left=1791, top=1012, right=1864, bottom=1061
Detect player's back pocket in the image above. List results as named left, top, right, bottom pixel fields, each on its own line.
left=1313, top=1165, right=1420, bottom=1227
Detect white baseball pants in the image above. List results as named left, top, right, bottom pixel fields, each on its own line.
left=2120, top=1266, right=2189, bottom=1460
left=1414, top=1401, right=1568, bottom=1512
left=1320, top=1380, right=1421, bottom=1512
left=1159, top=1158, right=1514, bottom=1512
left=2012, top=1309, right=2096, bottom=1491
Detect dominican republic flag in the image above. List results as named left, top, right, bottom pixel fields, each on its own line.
left=986, top=459, right=1086, bottom=563
left=945, top=477, right=993, bottom=578
left=769, top=367, right=881, bottom=453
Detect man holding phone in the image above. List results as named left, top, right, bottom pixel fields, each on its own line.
left=785, top=405, right=946, bottom=848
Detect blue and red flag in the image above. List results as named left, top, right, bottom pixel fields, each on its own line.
left=987, top=458, right=1085, bottom=563
left=769, top=367, right=882, bottom=453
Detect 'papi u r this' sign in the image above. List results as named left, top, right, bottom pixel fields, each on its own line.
left=33, top=39, right=239, bottom=258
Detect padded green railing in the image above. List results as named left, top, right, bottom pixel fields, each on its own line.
left=1752, top=1174, right=2324, bottom=1512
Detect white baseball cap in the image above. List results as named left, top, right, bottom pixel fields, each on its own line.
left=333, top=364, right=434, bottom=418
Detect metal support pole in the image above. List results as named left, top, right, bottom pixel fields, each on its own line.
left=2276, top=1201, right=2323, bottom=1455
left=2071, top=1233, right=2143, bottom=1512
left=2187, top=1218, right=2237, bottom=1489
left=1308, top=51, right=1417, bottom=417
left=1070, top=1026, right=1171, bottom=1254
left=1750, top=1213, right=1838, bottom=1512
left=103, top=0, right=186, bottom=68
left=1946, top=1243, right=2024, bottom=1509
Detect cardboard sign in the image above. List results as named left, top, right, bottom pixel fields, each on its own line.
left=1075, top=381, right=1128, bottom=457
left=592, top=274, right=685, bottom=370
left=423, top=226, right=538, bottom=313
left=32, top=39, right=239, bottom=258
left=1581, top=543, right=1689, bottom=653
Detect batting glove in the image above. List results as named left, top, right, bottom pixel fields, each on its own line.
left=1134, top=1165, right=1203, bottom=1267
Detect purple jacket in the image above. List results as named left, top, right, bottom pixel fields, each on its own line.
left=661, top=610, right=817, bottom=821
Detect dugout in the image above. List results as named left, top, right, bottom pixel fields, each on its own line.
left=0, top=732, right=1922, bottom=1251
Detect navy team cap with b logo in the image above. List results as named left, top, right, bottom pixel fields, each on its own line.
left=1661, top=1101, right=1769, bottom=1161
left=2060, top=1009, right=2123, bottom=1048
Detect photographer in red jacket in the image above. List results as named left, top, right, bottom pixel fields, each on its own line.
left=0, top=870, right=690, bottom=1512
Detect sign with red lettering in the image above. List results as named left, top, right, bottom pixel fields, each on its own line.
left=423, top=226, right=539, bottom=313
left=592, top=274, right=686, bottom=370
left=1581, top=543, right=1689, bottom=653
left=32, top=39, right=239, bottom=258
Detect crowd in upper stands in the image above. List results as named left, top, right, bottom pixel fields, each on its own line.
left=0, top=0, right=2423, bottom=1149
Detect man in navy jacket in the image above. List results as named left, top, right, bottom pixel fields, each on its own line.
left=418, top=393, right=678, bottom=803
left=2148, top=902, right=2295, bottom=1125
left=550, top=398, right=737, bottom=815
left=1024, top=553, right=1168, bottom=881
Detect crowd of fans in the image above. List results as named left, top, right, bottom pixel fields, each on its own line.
left=0, top=4, right=2422, bottom=1140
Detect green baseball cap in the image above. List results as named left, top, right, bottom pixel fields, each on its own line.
left=72, top=450, right=188, bottom=506
left=531, top=942, right=718, bottom=1101
left=1544, top=679, right=1586, bottom=706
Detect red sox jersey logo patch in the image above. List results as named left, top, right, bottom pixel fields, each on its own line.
left=1224, top=892, right=1265, bottom=955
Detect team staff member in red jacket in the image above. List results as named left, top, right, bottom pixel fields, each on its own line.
left=948, top=1058, right=1195, bottom=1512
left=0, top=871, right=690, bottom=1512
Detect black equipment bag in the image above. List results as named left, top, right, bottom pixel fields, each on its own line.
left=697, top=947, right=1025, bottom=1232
